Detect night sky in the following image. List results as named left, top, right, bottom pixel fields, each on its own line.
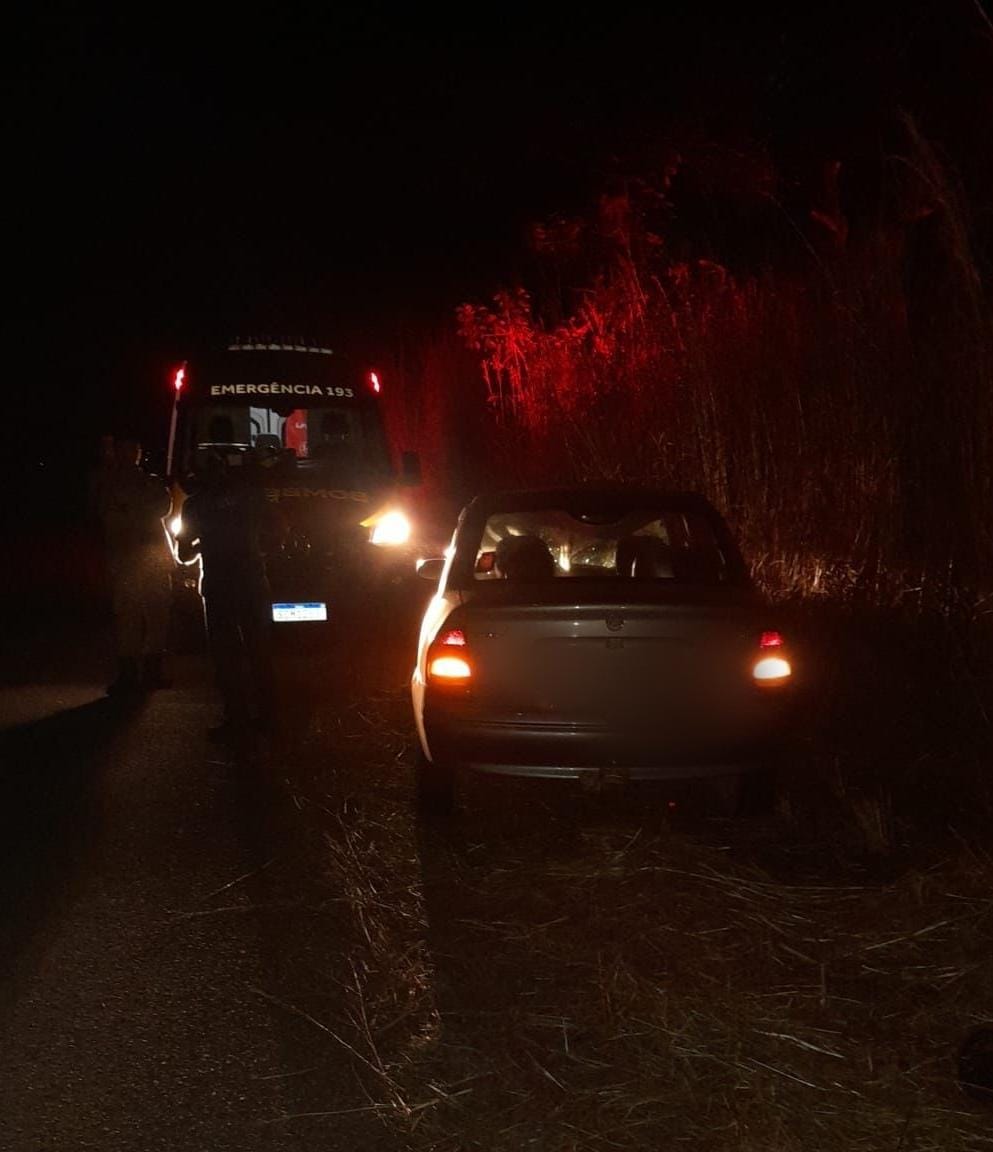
left=8, top=3, right=992, bottom=477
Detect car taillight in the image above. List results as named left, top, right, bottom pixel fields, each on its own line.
left=753, top=631, right=791, bottom=685
left=428, top=629, right=471, bottom=682
left=429, top=655, right=472, bottom=680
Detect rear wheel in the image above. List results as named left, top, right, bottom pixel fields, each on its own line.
left=415, top=747, right=456, bottom=821
left=704, top=760, right=780, bottom=820
left=702, top=774, right=744, bottom=818
left=740, top=760, right=779, bottom=817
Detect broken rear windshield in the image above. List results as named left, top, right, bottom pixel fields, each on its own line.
left=469, top=503, right=732, bottom=583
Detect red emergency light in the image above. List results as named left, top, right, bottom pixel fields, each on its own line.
left=173, top=366, right=186, bottom=393
left=369, top=370, right=381, bottom=394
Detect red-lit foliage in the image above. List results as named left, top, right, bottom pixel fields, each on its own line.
left=456, top=127, right=993, bottom=613
left=376, top=330, right=488, bottom=510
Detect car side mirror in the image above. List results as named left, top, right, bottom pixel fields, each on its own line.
left=417, top=556, right=445, bottom=582
left=400, top=450, right=422, bottom=486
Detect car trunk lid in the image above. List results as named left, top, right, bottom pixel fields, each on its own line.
left=460, top=585, right=763, bottom=731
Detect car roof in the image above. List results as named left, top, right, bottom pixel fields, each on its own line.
left=464, top=488, right=721, bottom=516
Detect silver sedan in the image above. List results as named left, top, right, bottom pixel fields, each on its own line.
left=411, top=489, right=793, bottom=814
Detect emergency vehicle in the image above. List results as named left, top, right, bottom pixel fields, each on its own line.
left=166, top=340, right=423, bottom=633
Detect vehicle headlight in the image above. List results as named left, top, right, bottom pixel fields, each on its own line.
left=369, top=510, right=412, bottom=547
left=169, top=515, right=183, bottom=537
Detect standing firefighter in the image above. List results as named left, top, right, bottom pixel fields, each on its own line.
left=177, top=449, right=277, bottom=745
left=96, top=438, right=173, bottom=695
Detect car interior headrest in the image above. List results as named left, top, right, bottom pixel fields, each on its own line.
left=494, top=534, right=557, bottom=581
left=616, top=536, right=675, bottom=579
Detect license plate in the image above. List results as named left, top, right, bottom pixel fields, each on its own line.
left=272, top=602, right=327, bottom=622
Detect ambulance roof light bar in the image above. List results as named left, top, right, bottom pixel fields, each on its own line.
left=227, top=338, right=334, bottom=355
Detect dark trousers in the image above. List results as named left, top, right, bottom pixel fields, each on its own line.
left=202, top=577, right=272, bottom=726
left=108, top=554, right=171, bottom=666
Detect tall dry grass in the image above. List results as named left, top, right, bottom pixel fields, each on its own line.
left=452, top=120, right=993, bottom=617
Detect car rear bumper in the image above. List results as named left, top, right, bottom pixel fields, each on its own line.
left=423, top=706, right=784, bottom=781
left=452, top=759, right=758, bottom=782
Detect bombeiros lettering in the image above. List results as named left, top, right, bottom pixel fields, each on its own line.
left=208, top=384, right=355, bottom=398
left=265, top=488, right=371, bottom=503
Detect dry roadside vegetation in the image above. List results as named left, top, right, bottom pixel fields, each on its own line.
left=276, top=103, right=993, bottom=1148
left=265, top=678, right=993, bottom=1151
